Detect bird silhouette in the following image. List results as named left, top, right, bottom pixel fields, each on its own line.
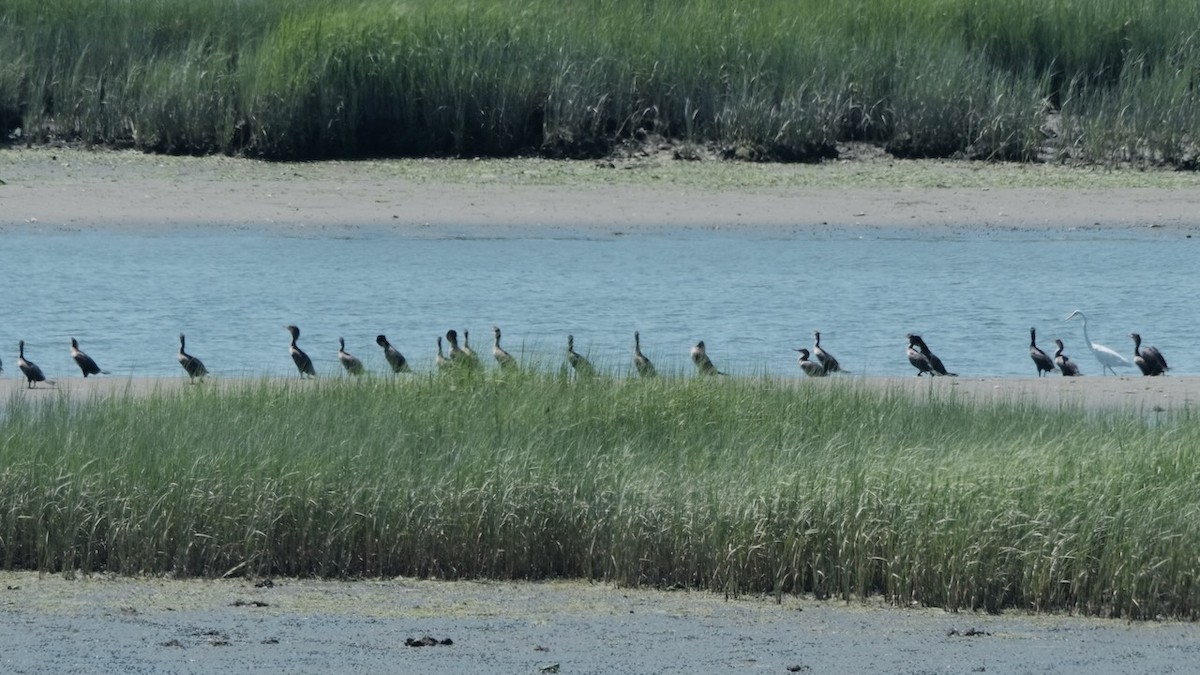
left=691, top=340, right=726, bottom=376
left=70, top=338, right=109, bottom=377
left=17, top=341, right=49, bottom=388
left=1029, top=327, right=1055, bottom=377
left=1053, top=339, right=1080, bottom=377
left=338, top=337, right=365, bottom=376
left=567, top=334, right=596, bottom=377
left=633, top=331, right=656, bottom=377
left=492, top=326, right=517, bottom=370
left=375, top=334, right=411, bottom=373
left=1130, top=333, right=1168, bottom=376
left=795, top=348, right=826, bottom=377
left=178, top=333, right=208, bottom=382
left=287, top=325, right=316, bottom=378
left=812, top=331, right=844, bottom=373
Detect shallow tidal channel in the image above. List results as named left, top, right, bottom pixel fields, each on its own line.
left=2, top=223, right=1193, bottom=380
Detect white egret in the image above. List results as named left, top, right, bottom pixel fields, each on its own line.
left=1064, top=310, right=1130, bottom=375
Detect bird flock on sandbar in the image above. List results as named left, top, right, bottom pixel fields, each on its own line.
left=2, top=310, right=1171, bottom=389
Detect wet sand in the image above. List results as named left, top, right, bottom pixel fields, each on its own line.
left=4, top=147, right=1200, bottom=233
left=3, top=573, right=1199, bottom=675
left=3, top=373, right=1198, bottom=414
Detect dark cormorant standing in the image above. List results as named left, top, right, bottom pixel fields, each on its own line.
left=492, top=326, right=517, bottom=370
left=907, top=334, right=933, bottom=376
left=1029, top=327, right=1055, bottom=377
left=567, top=334, right=596, bottom=377
left=812, top=331, right=844, bottom=373
left=376, top=334, right=411, bottom=373
left=1131, top=333, right=1169, bottom=376
left=795, top=348, right=827, bottom=377
left=1054, top=339, right=1080, bottom=377
left=633, top=331, right=656, bottom=377
left=338, top=337, right=365, bottom=376
left=287, top=325, right=316, bottom=378
left=17, top=340, right=47, bottom=388
left=71, top=337, right=108, bottom=377
left=178, top=333, right=208, bottom=382
left=691, top=340, right=725, bottom=376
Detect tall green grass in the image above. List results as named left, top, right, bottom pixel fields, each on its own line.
left=2, top=373, right=1199, bottom=619
left=3, top=0, right=1200, bottom=164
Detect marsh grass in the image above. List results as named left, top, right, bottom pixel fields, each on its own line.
left=2, top=373, right=1199, bottom=618
left=4, top=0, right=1200, bottom=164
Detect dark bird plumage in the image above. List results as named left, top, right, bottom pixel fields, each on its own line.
left=907, top=334, right=933, bottom=376
left=567, top=334, right=595, bottom=377
left=907, top=334, right=956, bottom=377
left=633, top=331, right=656, bottom=377
left=1131, top=333, right=1169, bottom=376
left=70, top=337, right=108, bottom=377
left=338, top=337, right=364, bottom=376
left=691, top=340, right=725, bottom=376
left=492, top=326, right=517, bottom=370
left=436, top=336, right=450, bottom=371
left=287, top=324, right=316, bottom=378
left=376, top=334, right=411, bottom=373
left=795, top=348, right=826, bottom=377
left=17, top=340, right=47, bottom=388
left=1054, top=339, right=1080, bottom=377
left=178, top=333, right=208, bottom=382
left=812, top=331, right=844, bottom=373
left=1029, top=327, right=1055, bottom=377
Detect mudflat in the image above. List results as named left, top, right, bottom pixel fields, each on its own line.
left=3, top=572, right=1198, bottom=675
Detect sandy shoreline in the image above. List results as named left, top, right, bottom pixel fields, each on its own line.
left=4, top=147, right=1200, bottom=232
left=3, top=373, right=1198, bottom=413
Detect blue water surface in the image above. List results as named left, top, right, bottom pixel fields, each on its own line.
left=1, top=224, right=1194, bottom=378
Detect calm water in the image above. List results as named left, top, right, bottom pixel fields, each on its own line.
left=1, top=224, right=1194, bottom=379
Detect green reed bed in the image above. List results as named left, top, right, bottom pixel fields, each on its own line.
left=4, top=0, right=1200, bottom=165
left=1, top=373, right=1199, bottom=618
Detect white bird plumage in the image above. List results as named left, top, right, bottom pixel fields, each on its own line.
left=1064, top=310, right=1131, bottom=376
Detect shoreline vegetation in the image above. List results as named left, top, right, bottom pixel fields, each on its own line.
left=2, top=372, right=1199, bottom=619
left=5, top=1, right=1200, bottom=167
